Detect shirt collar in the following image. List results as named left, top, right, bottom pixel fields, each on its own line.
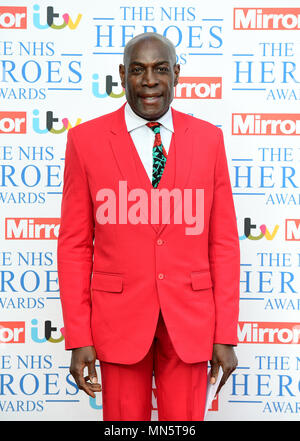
left=125, top=101, right=174, bottom=133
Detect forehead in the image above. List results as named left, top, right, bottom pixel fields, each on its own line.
left=126, top=38, right=173, bottom=65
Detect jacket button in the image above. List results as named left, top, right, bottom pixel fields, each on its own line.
left=157, top=239, right=164, bottom=245
left=158, top=273, right=164, bottom=280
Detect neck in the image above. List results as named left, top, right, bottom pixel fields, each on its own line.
left=127, top=103, right=170, bottom=121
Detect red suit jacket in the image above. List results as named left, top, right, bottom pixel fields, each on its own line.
left=57, top=102, right=240, bottom=364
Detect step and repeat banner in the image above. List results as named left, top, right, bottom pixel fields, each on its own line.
left=0, top=0, right=299, bottom=421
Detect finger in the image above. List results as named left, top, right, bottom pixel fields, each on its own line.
left=74, top=367, right=96, bottom=398
left=84, top=376, right=102, bottom=391
left=78, top=376, right=96, bottom=398
left=84, top=375, right=98, bottom=383
left=79, top=379, right=97, bottom=398
left=87, top=361, right=98, bottom=384
left=210, top=363, right=220, bottom=384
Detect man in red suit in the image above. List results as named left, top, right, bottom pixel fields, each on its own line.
left=57, top=32, right=240, bottom=421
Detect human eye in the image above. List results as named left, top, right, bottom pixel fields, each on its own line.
left=130, top=65, right=143, bottom=74
left=156, top=65, right=170, bottom=72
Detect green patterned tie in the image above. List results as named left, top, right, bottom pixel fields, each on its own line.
left=146, top=122, right=168, bottom=188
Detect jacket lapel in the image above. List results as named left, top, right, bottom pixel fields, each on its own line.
left=109, top=103, right=156, bottom=230
left=156, top=107, right=193, bottom=236
left=109, top=103, right=142, bottom=193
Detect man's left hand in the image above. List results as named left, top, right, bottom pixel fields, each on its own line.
left=210, top=343, right=238, bottom=395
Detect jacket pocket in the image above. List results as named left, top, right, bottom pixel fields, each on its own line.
left=91, top=272, right=123, bottom=293
left=190, top=271, right=213, bottom=291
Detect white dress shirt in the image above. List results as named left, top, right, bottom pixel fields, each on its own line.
left=124, top=102, right=174, bottom=183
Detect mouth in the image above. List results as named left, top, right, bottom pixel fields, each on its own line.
left=139, top=94, right=162, bottom=104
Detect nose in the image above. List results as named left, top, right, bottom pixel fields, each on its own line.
left=142, top=67, right=158, bottom=87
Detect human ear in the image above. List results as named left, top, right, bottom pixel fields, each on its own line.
left=173, top=64, right=180, bottom=87
left=119, top=64, right=126, bottom=88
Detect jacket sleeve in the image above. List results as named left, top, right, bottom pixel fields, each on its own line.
left=208, top=128, right=240, bottom=345
left=57, top=128, right=95, bottom=350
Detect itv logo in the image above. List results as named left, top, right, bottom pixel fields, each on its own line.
left=33, top=4, right=82, bottom=30
left=31, top=319, right=64, bottom=343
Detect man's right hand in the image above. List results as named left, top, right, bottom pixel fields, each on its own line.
left=70, top=345, right=102, bottom=398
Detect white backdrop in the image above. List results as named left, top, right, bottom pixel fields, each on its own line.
left=0, top=0, right=299, bottom=421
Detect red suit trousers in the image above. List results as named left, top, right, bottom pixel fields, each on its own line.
left=99, top=310, right=208, bottom=421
